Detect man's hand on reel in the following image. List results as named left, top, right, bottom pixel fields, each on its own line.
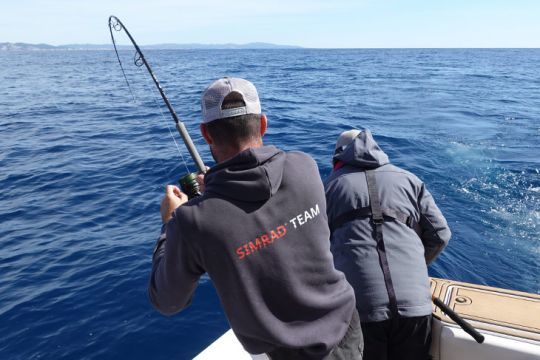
left=161, top=185, right=188, bottom=223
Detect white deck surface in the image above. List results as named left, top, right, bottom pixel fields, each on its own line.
left=194, top=324, right=540, bottom=360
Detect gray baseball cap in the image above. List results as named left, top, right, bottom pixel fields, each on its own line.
left=201, top=77, right=262, bottom=124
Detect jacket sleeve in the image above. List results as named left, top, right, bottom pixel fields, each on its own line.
left=148, top=214, right=204, bottom=315
left=417, top=183, right=451, bottom=265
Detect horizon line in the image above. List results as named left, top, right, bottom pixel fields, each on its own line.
left=1, top=42, right=539, bottom=50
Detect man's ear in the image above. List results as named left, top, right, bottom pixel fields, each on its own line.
left=200, top=123, right=213, bottom=145
left=259, top=114, right=267, bottom=137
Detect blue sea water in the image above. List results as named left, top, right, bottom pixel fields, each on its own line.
left=0, top=48, right=539, bottom=359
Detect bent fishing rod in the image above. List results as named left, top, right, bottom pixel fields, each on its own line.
left=108, top=15, right=205, bottom=198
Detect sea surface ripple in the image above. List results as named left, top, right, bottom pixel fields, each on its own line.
left=1, top=49, right=539, bottom=359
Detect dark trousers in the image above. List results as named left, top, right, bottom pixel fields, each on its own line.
left=268, top=309, right=364, bottom=360
left=361, top=315, right=431, bottom=360
left=327, top=308, right=363, bottom=359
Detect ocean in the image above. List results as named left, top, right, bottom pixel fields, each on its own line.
left=1, top=49, right=539, bottom=359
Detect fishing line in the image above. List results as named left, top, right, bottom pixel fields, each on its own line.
left=138, top=68, right=190, bottom=174
left=122, top=40, right=187, bottom=167
left=105, top=53, right=189, bottom=194
left=120, top=75, right=192, bottom=190
left=110, top=19, right=137, bottom=103
left=124, top=84, right=184, bottom=182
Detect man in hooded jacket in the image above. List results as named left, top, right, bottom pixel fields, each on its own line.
left=148, top=78, right=363, bottom=359
left=324, top=129, right=451, bottom=360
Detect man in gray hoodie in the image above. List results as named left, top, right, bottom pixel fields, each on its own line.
left=149, top=78, right=363, bottom=359
left=324, top=129, right=451, bottom=360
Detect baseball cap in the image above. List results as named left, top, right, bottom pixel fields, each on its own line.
left=334, top=129, right=361, bottom=154
left=201, top=77, right=262, bottom=124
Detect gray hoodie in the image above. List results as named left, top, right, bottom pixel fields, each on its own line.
left=149, top=145, right=356, bottom=357
left=324, top=130, right=451, bottom=322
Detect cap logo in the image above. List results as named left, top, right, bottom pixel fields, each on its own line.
left=221, top=107, right=248, bottom=118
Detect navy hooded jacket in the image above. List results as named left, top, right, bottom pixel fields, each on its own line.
left=149, top=145, right=356, bottom=357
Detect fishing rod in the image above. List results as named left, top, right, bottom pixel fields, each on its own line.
left=432, top=295, right=485, bottom=344
left=108, top=15, right=205, bottom=198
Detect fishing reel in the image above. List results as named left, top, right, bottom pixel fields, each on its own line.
left=179, top=172, right=202, bottom=199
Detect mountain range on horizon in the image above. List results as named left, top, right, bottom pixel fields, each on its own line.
left=0, top=42, right=302, bottom=51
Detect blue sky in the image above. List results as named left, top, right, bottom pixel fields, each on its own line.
left=2, top=0, right=539, bottom=47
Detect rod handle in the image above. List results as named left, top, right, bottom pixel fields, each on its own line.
left=432, top=295, right=485, bottom=344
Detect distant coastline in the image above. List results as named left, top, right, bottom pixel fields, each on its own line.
left=0, top=42, right=302, bottom=51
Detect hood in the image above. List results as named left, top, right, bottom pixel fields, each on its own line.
left=334, top=129, right=389, bottom=169
left=204, top=145, right=285, bottom=202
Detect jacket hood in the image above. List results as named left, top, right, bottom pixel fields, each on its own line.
left=204, top=145, right=285, bottom=202
left=334, top=129, right=389, bottom=169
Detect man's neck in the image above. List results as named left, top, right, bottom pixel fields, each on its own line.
left=215, top=141, right=263, bottom=163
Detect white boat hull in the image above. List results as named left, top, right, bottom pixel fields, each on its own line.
left=432, top=318, right=539, bottom=359
left=195, top=278, right=540, bottom=359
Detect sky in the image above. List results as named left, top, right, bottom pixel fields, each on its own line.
left=1, top=0, right=539, bottom=48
